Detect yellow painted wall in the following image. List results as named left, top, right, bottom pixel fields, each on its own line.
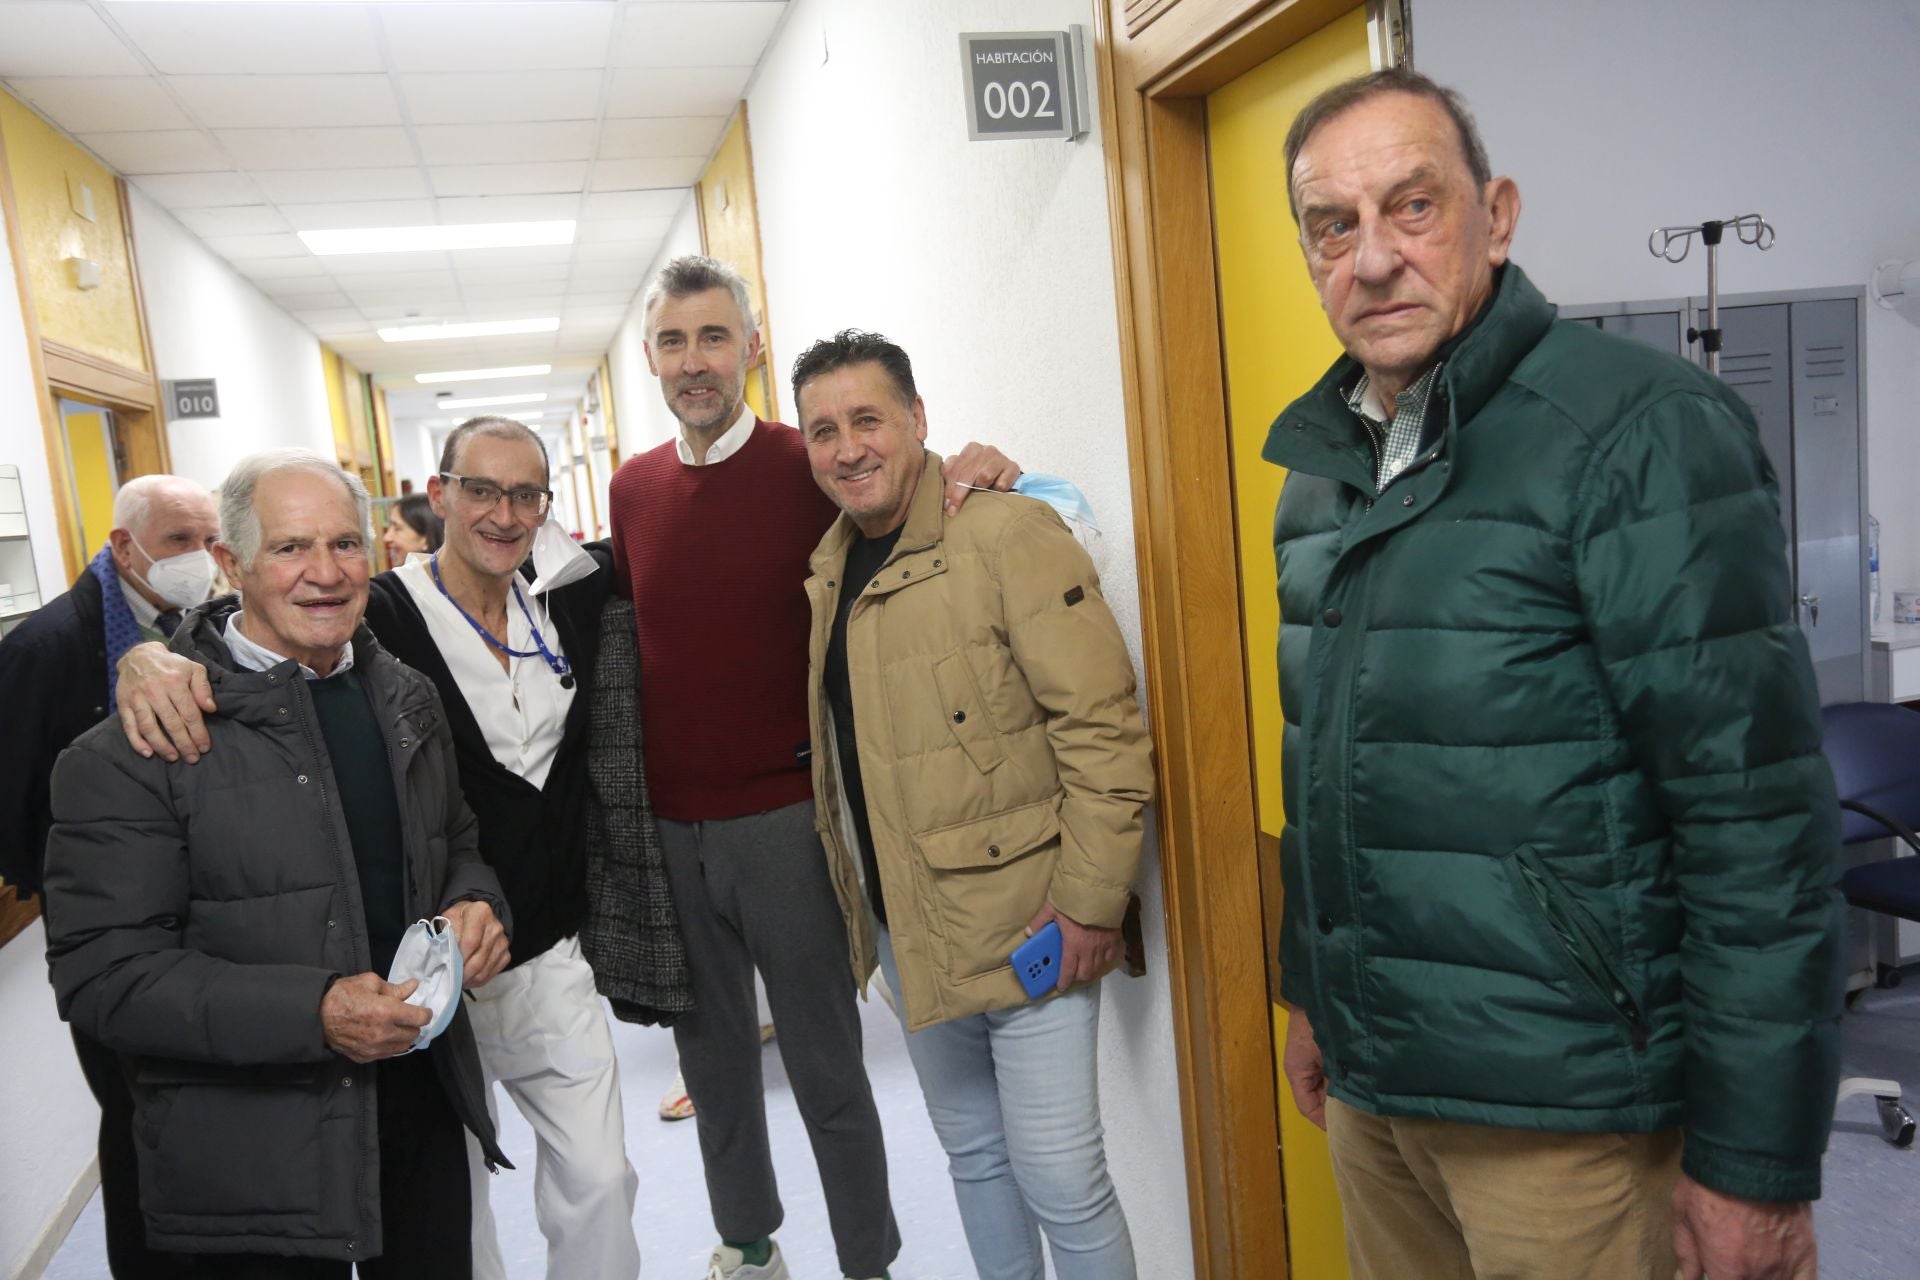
left=697, top=106, right=776, bottom=422
left=1208, top=9, right=1373, bottom=1278
left=0, top=91, right=147, bottom=371
left=62, top=406, right=115, bottom=552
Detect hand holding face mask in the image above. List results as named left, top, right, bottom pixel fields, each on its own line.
left=386, top=916, right=465, bottom=1052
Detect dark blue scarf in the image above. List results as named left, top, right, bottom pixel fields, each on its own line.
left=90, top=543, right=145, bottom=712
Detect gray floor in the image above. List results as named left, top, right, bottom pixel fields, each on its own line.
left=1816, top=979, right=1920, bottom=1280
left=42, top=981, right=1920, bottom=1278
left=45, top=989, right=977, bottom=1280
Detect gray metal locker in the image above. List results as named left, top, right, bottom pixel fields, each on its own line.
left=1599, top=310, right=1683, bottom=358
left=1789, top=298, right=1865, bottom=702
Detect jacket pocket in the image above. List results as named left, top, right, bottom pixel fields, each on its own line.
left=931, top=651, right=1005, bottom=775
left=914, top=799, right=1060, bottom=981
left=133, top=1061, right=327, bottom=1218
left=1506, top=845, right=1648, bottom=1051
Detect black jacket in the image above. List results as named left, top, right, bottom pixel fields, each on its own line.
left=364, top=550, right=612, bottom=968
left=43, top=600, right=512, bottom=1260
left=0, top=567, right=110, bottom=898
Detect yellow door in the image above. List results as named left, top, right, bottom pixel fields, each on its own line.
left=1207, top=8, right=1374, bottom=1278
left=60, top=398, right=120, bottom=554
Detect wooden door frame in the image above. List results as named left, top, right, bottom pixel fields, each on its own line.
left=1091, top=1, right=1369, bottom=1273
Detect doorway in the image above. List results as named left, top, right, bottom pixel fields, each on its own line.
left=57, top=396, right=123, bottom=555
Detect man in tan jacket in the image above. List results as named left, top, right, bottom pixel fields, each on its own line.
left=796, top=329, right=1154, bottom=1280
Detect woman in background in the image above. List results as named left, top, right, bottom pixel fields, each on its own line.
left=383, top=492, right=444, bottom=565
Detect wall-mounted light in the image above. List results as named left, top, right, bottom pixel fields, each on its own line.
left=1871, top=259, right=1920, bottom=326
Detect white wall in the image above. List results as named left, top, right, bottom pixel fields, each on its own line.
left=743, top=2, right=1192, bottom=1273
left=1421, top=0, right=1920, bottom=593
left=607, top=193, right=702, bottom=460
left=0, top=209, right=68, bottom=597
left=128, top=188, right=335, bottom=489
left=0, top=921, right=98, bottom=1279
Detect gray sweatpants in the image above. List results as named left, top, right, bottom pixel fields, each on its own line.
left=658, top=799, right=900, bottom=1276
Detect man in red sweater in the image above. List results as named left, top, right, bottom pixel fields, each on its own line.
left=608, top=255, right=1017, bottom=1280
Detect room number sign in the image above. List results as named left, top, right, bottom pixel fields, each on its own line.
left=959, top=30, right=1089, bottom=142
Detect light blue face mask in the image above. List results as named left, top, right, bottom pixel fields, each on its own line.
left=1013, top=472, right=1107, bottom=572
left=387, top=916, right=464, bottom=1052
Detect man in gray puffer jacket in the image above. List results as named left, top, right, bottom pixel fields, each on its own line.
left=43, top=449, right=513, bottom=1277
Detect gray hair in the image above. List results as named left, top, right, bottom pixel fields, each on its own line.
left=641, top=254, right=756, bottom=336
left=112, top=473, right=207, bottom=536
left=438, top=415, right=549, bottom=480
left=1284, top=67, right=1493, bottom=223
left=219, top=448, right=370, bottom=570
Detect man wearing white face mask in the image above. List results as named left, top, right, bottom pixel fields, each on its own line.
left=114, top=418, right=655, bottom=1280
left=0, top=471, right=216, bottom=1279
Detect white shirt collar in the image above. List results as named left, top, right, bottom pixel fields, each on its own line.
left=673, top=401, right=756, bottom=466
left=119, top=579, right=161, bottom=629
left=223, top=612, right=355, bottom=680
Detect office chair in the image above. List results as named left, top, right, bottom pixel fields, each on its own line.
left=1821, top=701, right=1920, bottom=1148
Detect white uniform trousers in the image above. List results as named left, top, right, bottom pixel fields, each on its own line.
left=465, top=935, right=641, bottom=1280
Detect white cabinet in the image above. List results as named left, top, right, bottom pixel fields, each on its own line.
left=0, top=465, right=45, bottom=640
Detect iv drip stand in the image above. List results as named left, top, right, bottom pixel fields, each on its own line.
left=1647, top=214, right=1776, bottom=375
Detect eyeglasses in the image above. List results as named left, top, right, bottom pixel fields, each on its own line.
left=439, top=473, right=552, bottom=517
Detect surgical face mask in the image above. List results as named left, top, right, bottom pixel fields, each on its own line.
left=1013, top=472, right=1108, bottom=574
left=526, top=517, right=599, bottom=595
left=129, top=536, right=217, bottom=609
left=387, top=916, right=464, bottom=1052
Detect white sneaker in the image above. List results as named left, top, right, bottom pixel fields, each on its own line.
left=704, top=1240, right=790, bottom=1280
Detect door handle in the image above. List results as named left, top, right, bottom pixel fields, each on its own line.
left=1800, top=593, right=1820, bottom=625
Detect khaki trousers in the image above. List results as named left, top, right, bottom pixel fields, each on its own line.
left=1324, top=1097, right=1683, bottom=1280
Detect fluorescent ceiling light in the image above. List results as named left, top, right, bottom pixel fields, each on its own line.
left=437, top=392, right=549, bottom=410
left=422, top=411, right=550, bottom=427
left=299, top=221, right=575, bottom=256
left=379, top=317, right=560, bottom=343
left=415, top=364, right=550, bottom=384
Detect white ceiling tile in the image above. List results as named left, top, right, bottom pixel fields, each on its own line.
left=380, top=3, right=617, bottom=73
left=399, top=71, right=602, bottom=126
left=235, top=255, right=333, bottom=279
left=304, top=319, right=373, bottom=337
left=612, top=3, right=786, bottom=69
left=459, top=292, right=566, bottom=312
left=570, top=240, right=655, bottom=265
left=428, top=162, right=589, bottom=197
left=606, top=67, right=749, bottom=119
left=561, top=305, right=633, bottom=325
left=10, top=76, right=192, bottom=133
left=583, top=188, right=684, bottom=221
left=131, top=170, right=263, bottom=208
left=322, top=250, right=454, bottom=276
left=262, top=289, right=354, bottom=310
left=173, top=205, right=289, bottom=237
left=168, top=75, right=401, bottom=130
left=290, top=308, right=368, bottom=327
left=589, top=157, right=703, bottom=191
left=106, top=3, right=383, bottom=75
left=216, top=127, right=416, bottom=170
left=0, top=4, right=147, bottom=76
left=416, top=122, right=595, bottom=166
left=79, top=129, right=229, bottom=175
left=342, top=291, right=465, bottom=313
left=598, top=115, right=725, bottom=160
left=279, top=199, right=439, bottom=231
left=434, top=194, right=580, bottom=223
left=253, top=167, right=431, bottom=204
left=451, top=244, right=575, bottom=269
left=205, top=232, right=312, bottom=259
left=577, top=216, right=674, bottom=244
left=563, top=291, right=638, bottom=309
left=335, top=270, right=458, bottom=295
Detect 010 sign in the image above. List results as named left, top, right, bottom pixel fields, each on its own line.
left=164, top=378, right=220, bottom=421
left=959, top=30, right=1088, bottom=142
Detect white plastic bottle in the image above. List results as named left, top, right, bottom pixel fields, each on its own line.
left=1869, top=513, right=1882, bottom=628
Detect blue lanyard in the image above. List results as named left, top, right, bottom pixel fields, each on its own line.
left=429, top=554, right=574, bottom=688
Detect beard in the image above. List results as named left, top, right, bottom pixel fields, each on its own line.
left=670, top=377, right=739, bottom=432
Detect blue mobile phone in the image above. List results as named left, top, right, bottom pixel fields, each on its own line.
left=1011, top=921, right=1064, bottom=999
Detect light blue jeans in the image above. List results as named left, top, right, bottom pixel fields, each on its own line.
left=877, top=930, right=1136, bottom=1280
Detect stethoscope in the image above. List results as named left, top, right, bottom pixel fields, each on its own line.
left=429, top=554, right=575, bottom=689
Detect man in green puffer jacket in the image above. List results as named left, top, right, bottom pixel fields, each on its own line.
left=1268, top=69, right=1840, bottom=1280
